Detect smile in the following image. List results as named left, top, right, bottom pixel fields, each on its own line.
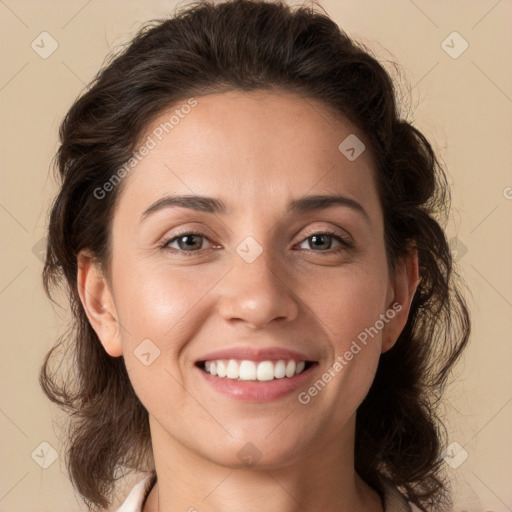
left=198, top=359, right=314, bottom=381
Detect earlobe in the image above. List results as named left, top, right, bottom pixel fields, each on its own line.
left=381, top=244, right=420, bottom=353
left=76, top=250, right=123, bottom=357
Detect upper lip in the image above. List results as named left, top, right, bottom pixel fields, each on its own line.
left=196, top=346, right=318, bottom=363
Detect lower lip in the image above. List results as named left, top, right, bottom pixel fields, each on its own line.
left=196, top=364, right=317, bottom=402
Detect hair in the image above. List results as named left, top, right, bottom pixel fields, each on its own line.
left=40, top=0, right=471, bottom=510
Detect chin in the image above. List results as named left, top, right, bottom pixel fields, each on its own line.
left=199, top=431, right=310, bottom=470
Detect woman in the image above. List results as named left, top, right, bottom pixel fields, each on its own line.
left=40, top=1, right=470, bottom=511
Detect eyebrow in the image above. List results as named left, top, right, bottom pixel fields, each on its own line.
left=140, top=194, right=370, bottom=224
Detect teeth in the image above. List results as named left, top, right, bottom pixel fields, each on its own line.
left=202, top=359, right=309, bottom=381
left=257, top=361, right=275, bottom=381
left=239, top=360, right=256, bottom=380
left=274, top=360, right=286, bottom=379
left=285, top=360, right=296, bottom=378
left=226, top=360, right=239, bottom=379
left=216, top=360, right=227, bottom=377
left=296, top=361, right=305, bottom=375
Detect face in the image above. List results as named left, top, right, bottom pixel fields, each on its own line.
left=78, top=90, right=417, bottom=469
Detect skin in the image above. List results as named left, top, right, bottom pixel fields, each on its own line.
left=77, top=90, right=419, bottom=512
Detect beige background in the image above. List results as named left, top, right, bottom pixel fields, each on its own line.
left=1, top=0, right=511, bottom=511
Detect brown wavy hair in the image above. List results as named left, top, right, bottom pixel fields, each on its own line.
left=40, top=0, right=471, bottom=510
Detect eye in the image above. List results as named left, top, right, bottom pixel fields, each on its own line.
left=161, top=229, right=352, bottom=256
left=162, top=232, right=213, bottom=253
left=296, top=230, right=352, bottom=253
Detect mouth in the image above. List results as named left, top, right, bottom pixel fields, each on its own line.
left=196, top=359, right=316, bottom=381
left=194, top=346, right=319, bottom=402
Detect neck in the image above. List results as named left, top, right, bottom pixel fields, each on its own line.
left=143, top=415, right=383, bottom=512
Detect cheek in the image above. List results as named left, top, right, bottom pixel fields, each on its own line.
left=112, top=259, right=218, bottom=345
left=114, top=266, right=207, bottom=413
left=298, top=253, right=389, bottom=405
left=300, top=259, right=390, bottom=342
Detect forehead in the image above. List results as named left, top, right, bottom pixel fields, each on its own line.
left=115, top=90, right=379, bottom=218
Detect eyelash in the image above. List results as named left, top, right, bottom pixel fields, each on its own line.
left=160, top=228, right=353, bottom=257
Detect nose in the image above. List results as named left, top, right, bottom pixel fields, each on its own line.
left=216, top=247, right=300, bottom=330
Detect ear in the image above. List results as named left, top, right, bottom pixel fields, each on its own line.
left=76, top=250, right=123, bottom=357
left=381, top=242, right=420, bottom=353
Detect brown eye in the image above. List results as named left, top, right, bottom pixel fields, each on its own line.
left=163, top=233, right=211, bottom=252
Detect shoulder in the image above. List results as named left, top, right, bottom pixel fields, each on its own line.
left=113, top=472, right=156, bottom=512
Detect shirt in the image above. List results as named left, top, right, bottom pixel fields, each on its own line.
left=115, top=471, right=422, bottom=512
